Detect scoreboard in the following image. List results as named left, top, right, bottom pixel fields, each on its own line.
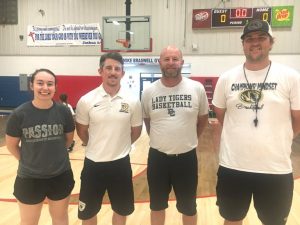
left=212, top=8, right=271, bottom=27
left=192, top=6, right=294, bottom=29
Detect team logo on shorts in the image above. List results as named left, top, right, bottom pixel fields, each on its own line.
left=119, top=103, right=129, bottom=113
left=78, top=201, right=86, bottom=211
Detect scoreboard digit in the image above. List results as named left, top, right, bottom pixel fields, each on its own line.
left=253, top=7, right=271, bottom=23
left=231, top=8, right=253, bottom=18
left=211, top=9, right=230, bottom=27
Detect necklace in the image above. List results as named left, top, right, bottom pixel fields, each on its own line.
left=243, top=61, right=272, bottom=127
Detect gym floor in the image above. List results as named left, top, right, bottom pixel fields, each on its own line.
left=1, top=114, right=300, bottom=224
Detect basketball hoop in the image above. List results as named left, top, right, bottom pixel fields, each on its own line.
left=116, top=39, right=131, bottom=48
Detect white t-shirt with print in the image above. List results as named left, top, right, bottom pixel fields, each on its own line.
left=142, top=77, right=209, bottom=154
left=213, top=62, right=300, bottom=174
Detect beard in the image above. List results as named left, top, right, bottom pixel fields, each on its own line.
left=245, top=53, right=268, bottom=63
left=246, top=54, right=263, bottom=63
left=161, top=67, right=182, bottom=78
left=244, top=45, right=270, bottom=63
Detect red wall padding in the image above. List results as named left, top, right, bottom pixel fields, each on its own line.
left=190, top=77, right=219, bottom=109
left=54, top=75, right=102, bottom=108
left=53, top=75, right=218, bottom=109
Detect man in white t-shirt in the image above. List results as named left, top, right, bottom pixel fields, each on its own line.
left=213, top=19, right=300, bottom=225
left=142, top=46, right=209, bottom=225
left=76, top=52, right=142, bottom=225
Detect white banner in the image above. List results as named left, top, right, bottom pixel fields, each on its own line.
left=27, top=23, right=101, bottom=46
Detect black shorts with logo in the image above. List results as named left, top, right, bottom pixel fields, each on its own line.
left=78, top=156, right=134, bottom=220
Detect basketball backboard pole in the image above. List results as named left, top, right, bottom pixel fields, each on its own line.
left=125, top=0, right=132, bottom=48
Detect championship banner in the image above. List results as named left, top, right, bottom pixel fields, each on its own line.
left=27, top=23, right=101, bottom=46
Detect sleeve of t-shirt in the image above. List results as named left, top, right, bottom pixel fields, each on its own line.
left=212, top=75, right=227, bottom=109
left=6, top=111, right=22, bottom=137
left=62, top=106, right=75, bottom=133
left=75, top=97, right=90, bottom=125
left=290, top=70, right=300, bottom=110
left=131, top=99, right=143, bottom=127
left=198, top=84, right=209, bottom=116
left=141, top=90, right=150, bottom=119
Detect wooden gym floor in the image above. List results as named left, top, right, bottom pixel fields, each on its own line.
left=1, top=114, right=300, bottom=225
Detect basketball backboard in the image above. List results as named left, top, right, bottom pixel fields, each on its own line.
left=101, top=16, right=152, bottom=52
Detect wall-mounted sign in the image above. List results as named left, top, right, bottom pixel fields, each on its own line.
left=271, top=6, right=294, bottom=27
left=123, top=57, right=159, bottom=64
left=192, top=5, right=293, bottom=29
left=27, top=23, right=102, bottom=46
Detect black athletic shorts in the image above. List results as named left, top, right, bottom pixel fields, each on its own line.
left=216, top=166, right=294, bottom=225
left=78, top=156, right=134, bottom=220
left=14, top=169, right=75, bottom=204
left=147, top=148, right=198, bottom=216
